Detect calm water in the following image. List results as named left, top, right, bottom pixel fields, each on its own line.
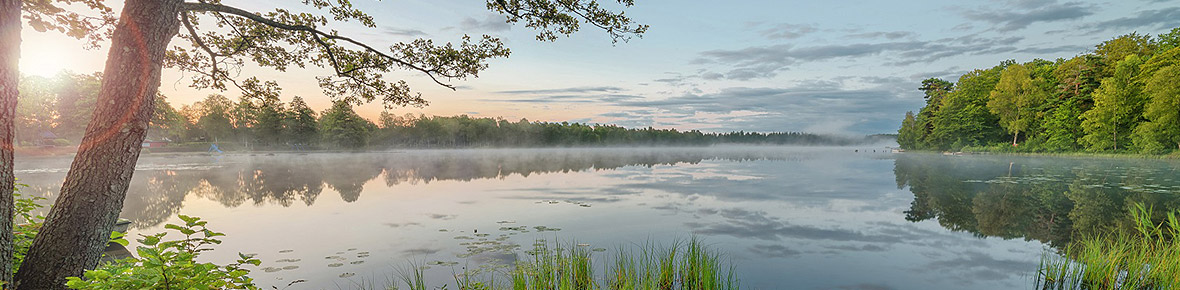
left=14, top=147, right=1180, bottom=289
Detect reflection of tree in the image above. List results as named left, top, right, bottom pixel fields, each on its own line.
left=895, top=154, right=1180, bottom=248
left=24, top=149, right=809, bottom=229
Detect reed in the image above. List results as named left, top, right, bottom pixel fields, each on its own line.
left=391, top=237, right=739, bottom=290
left=1035, top=204, right=1180, bottom=290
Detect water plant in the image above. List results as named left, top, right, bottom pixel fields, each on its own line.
left=394, top=237, right=739, bottom=290
left=1035, top=203, right=1180, bottom=289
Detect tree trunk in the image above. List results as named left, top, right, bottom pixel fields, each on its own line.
left=0, top=0, right=20, bottom=286
left=1012, top=131, right=1019, bottom=147
left=13, top=0, right=182, bottom=288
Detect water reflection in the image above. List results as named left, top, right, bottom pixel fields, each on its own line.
left=15, top=148, right=819, bottom=229
left=19, top=148, right=1178, bottom=289
left=895, top=153, right=1180, bottom=248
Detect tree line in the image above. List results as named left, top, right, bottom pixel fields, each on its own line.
left=17, top=73, right=887, bottom=150
left=897, top=27, right=1180, bottom=154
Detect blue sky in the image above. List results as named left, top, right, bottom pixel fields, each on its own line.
left=20, top=0, right=1180, bottom=135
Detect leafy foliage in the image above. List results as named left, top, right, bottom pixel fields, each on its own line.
left=319, top=101, right=375, bottom=149
left=11, top=183, right=43, bottom=274
left=167, top=0, right=644, bottom=108
left=898, top=27, right=1180, bottom=155
left=65, top=215, right=261, bottom=290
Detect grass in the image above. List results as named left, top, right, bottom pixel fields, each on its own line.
left=388, top=237, right=739, bottom=290
left=1035, top=204, right=1180, bottom=290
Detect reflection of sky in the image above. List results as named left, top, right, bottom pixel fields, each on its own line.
left=15, top=147, right=1055, bottom=290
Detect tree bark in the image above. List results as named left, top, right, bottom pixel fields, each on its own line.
left=13, top=0, right=182, bottom=288
left=0, top=0, right=20, bottom=287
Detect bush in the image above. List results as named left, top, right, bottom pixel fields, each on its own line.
left=11, top=183, right=44, bottom=273
left=65, top=215, right=262, bottom=290
left=52, top=139, right=72, bottom=146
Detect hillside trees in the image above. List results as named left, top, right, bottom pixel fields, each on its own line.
left=898, top=29, right=1180, bottom=155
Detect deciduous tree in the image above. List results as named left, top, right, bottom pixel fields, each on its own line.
left=15, top=1, right=645, bottom=287
left=988, top=63, right=1047, bottom=146
left=1081, top=55, right=1146, bottom=152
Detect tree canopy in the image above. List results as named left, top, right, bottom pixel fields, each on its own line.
left=898, top=28, right=1180, bottom=154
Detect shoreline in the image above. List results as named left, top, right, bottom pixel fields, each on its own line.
left=902, top=149, right=1180, bottom=160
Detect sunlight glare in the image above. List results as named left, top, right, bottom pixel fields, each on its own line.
left=19, top=47, right=71, bottom=78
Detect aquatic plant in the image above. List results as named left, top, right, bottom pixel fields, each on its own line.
left=1035, top=203, right=1180, bottom=289
left=391, top=237, right=739, bottom=290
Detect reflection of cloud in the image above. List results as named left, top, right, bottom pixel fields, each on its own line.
left=383, top=222, right=422, bottom=228
left=922, top=251, right=1038, bottom=284
left=749, top=244, right=801, bottom=258
left=402, top=247, right=442, bottom=255
left=687, top=208, right=903, bottom=243
left=832, top=283, right=896, bottom=290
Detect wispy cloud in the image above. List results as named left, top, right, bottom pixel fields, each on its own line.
left=1083, top=7, right=1180, bottom=32
left=694, top=35, right=1024, bottom=80
left=962, top=0, right=1095, bottom=32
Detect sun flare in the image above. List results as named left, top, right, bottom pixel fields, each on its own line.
left=19, top=46, right=72, bottom=78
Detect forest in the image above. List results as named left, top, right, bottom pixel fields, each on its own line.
left=897, top=27, right=1180, bottom=154
left=16, top=73, right=887, bottom=150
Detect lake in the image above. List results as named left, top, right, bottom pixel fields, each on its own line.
left=14, top=147, right=1180, bottom=289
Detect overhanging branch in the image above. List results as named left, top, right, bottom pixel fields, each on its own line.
left=180, top=1, right=456, bottom=90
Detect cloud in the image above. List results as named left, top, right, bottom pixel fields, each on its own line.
left=962, top=1, right=1095, bottom=32
left=761, top=23, right=818, bottom=40
left=694, top=35, right=1023, bottom=80
left=614, top=85, right=920, bottom=134
left=1084, top=7, right=1180, bottom=32
left=496, top=86, right=624, bottom=95
left=460, top=14, right=511, bottom=32
left=847, top=31, right=917, bottom=40
left=382, top=27, right=428, bottom=38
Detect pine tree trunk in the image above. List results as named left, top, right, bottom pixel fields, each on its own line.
left=0, top=0, right=20, bottom=286
left=13, top=0, right=182, bottom=288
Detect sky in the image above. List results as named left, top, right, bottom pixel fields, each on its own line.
left=18, top=0, right=1180, bottom=135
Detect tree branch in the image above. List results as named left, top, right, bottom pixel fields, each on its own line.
left=181, top=12, right=219, bottom=74
left=181, top=2, right=456, bottom=90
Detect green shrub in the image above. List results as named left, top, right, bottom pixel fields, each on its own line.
left=12, top=183, right=44, bottom=273
left=66, top=215, right=262, bottom=290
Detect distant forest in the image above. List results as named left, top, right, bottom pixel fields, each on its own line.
left=898, top=27, right=1180, bottom=154
left=16, top=73, right=889, bottom=150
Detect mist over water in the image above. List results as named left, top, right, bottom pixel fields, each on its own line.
left=14, top=146, right=1178, bottom=289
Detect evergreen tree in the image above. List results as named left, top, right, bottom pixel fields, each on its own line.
left=319, top=101, right=374, bottom=149
left=285, top=96, right=318, bottom=146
